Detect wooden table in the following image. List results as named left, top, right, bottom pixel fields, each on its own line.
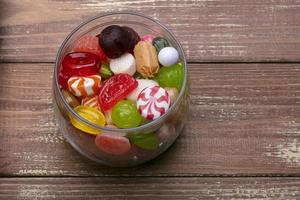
left=1, top=0, right=299, bottom=199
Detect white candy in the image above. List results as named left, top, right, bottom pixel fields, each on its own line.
left=110, top=53, right=136, bottom=75
left=127, top=79, right=158, bottom=101
left=158, top=47, right=179, bottom=67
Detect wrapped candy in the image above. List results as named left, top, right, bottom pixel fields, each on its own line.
left=137, top=86, right=171, bottom=120
left=68, top=75, right=101, bottom=98
left=133, top=41, right=159, bottom=78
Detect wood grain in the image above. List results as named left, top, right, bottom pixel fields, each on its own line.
left=0, top=63, right=299, bottom=176
left=1, top=0, right=300, bottom=62
left=0, top=177, right=299, bottom=199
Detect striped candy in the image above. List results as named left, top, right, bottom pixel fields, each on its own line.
left=81, top=96, right=100, bottom=109
left=68, top=75, right=101, bottom=98
left=137, top=86, right=171, bottom=120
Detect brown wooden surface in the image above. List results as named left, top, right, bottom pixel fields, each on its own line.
left=1, top=178, right=299, bottom=199
left=0, top=63, right=299, bottom=177
left=1, top=0, right=300, bottom=62
left=0, top=0, right=300, bottom=199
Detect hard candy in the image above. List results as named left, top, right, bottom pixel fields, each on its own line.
left=61, top=89, right=80, bottom=108
left=152, top=37, right=170, bottom=53
left=141, top=34, right=154, bottom=43
left=70, top=105, right=105, bottom=135
left=111, top=100, right=143, bottom=129
left=122, top=26, right=140, bottom=53
left=127, top=132, right=159, bottom=150
left=137, top=86, right=171, bottom=120
left=109, top=53, right=136, bottom=75
left=68, top=75, right=101, bottom=98
left=134, top=41, right=159, bottom=78
left=164, top=87, right=179, bottom=105
left=127, top=79, right=158, bottom=101
left=158, top=47, right=179, bottom=67
left=81, top=96, right=100, bottom=109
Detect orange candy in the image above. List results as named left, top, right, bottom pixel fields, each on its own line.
left=68, top=75, right=101, bottom=98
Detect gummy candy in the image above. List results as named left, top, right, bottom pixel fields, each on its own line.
left=98, top=74, right=138, bottom=111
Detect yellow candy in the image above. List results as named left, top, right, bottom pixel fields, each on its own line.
left=70, top=105, right=105, bottom=135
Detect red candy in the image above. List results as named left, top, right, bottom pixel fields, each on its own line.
left=73, top=35, right=107, bottom=61
left=98, top=74, right=138, bottom=111
left=59, top=52, right=101, bottom=88
left=95, top=132, right=131, bottom=155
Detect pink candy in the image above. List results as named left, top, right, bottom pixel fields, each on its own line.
left=141, top=34, right=154, bottom=43
left=137, top=86, right=171, bottom=120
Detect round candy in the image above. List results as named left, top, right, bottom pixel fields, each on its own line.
left=127, top=79, right=158, bottom=101
left=62, top=52, right=100, bottom=77
left=155, top=62, right=184, bottom=91
left=68, top=75, right=101, bottom=98
left=98, top=25, right=131, bottom=58
left=158, top=47, right=179, bottom=67
left=98, top=74, right=138, bottom=111
left=122, top=26, right=140, bottom=53
left=112, top=100, right=143, bottom=129
left=95, top=128, right=131, bottom=155
left=110, top=53, right=136, bottom=76
left=137, top=86, right=171, bottom=120
left=141, top=34, right=154, bottom=43
left=70, top=105, right=106, bottom=135
left=61, top=89, right=80, bottom=108
left=73, top=35, right=107, bottom=61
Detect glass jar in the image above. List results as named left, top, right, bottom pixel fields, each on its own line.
left=53, top=12, right=189, bottom=167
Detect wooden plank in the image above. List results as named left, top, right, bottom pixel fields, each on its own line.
left=1, top=0, right=300, bottom=62
left=0, top=177, right=299, bottom=199
left=0, top=63, right=299, bottom=176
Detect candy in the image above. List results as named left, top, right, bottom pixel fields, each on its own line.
left=81, top=96, right=99, bottom=109
left=134, top=41, right=159, bottom=78
left=104, top=110, right=113, bottom=125
left=127, top=132, right=159, bottom=150
left=73, top=35, right=107, bottom=61
left=95, top=126, right=131, bottom=155
left=111, top=100, right=143, bottom=128
left=152, top=37, right=170, bottom=53
left=158, top=47, right=179, bottom=67
left=62, top=52, right=100, bottom=77
left=122, top=26, right=140, bottom=53
left=137, top=86, right=171, bottom=120
left=98, top=74, right=138, bottom=111
left=62, top=89, right=80, bottom=108
left=70, top=105, right=105, bottom=135
left=99, top=63, right=113, bottom=79
left=156, top=124, right=175, bottom=143
left=109, top=53, right=136, bottom=76
left=164, top=87, right=179, bottom=105
left=98, top=25, right=131, bottom=58
left=155, top=62, right=184, bottom=91
left=141, top=34, right=154, bottom=43
left=127, top=79, right=158, bottom=101
left=68, top=75, right=101, bottom=98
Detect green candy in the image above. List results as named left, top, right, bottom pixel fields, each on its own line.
left=112, top=100, right=143, bottom=129
left=128, top=132, right=159, bottom=150
left=100, top=63, right=113, bottom=79
left=155, top=62, right=184, bottom=91
left=152, top=37, right=170, bottom=54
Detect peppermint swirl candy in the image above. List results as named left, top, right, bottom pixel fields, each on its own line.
left=137, top=86, right=171, bottom=120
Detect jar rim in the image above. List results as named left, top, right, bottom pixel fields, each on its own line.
left=54, top=12, right=188, bottom=133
